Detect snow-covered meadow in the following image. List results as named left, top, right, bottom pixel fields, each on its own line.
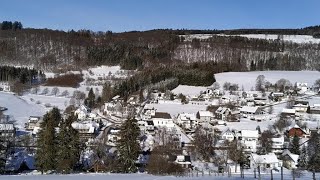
left=181, top=34, right=320, bottom=44
left=0, top=92, right=46, bottom=129
left=215, top=71, right=320, bottom=91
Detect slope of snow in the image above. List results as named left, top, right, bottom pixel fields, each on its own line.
left=172, top=85, right=208, bottom=97
left=215, top=71, right=320, bottom=91
left=181, top=33, right=320, bottom=44
left=231, top=34, right=320, bottom=44
left=0, top=92, right=46, bottom=129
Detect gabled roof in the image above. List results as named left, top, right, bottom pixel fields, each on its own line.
left=178, top=113, right=196, bottom=121
left=289, top=124, right=310, bottom=135
left=281, top=108, right=296, bottom=114
left=282, top=149, right=299, bottom=163
left=215, top=107, right=231, bottom=115
left=222, top=129, right=235, bottom=136
left=197, top=110, right=213, bottom=117
left=240, top=106, right=259, bottom=113
left=251, top=153, right=279, bottom=164
left=241, top=130, right=259, bottom=138
left=152, top=112, right=172, bottom=119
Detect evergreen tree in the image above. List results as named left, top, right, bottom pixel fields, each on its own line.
left=102, top=82, right=113, bottom=103
left=0, top=137, right=6, bottom=174
left=290, top=134, right=301, bottom=155
left=116, top=118, right=140, bottom=173
left=35, top=108, right=61, bottom=173
left=56, top=114, right=83, bottom=173
left=87, top=88, right=95, bottom=108
left=308, top=132, right=320, bottom=171
left=297, top=145, right=308, bottom=169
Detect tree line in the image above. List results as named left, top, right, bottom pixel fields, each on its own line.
left=0, top=21, right=23, bottom=30
left=0, top=66, right=45, bottom=84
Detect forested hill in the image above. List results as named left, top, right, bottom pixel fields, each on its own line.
left=1, top=21, right=320, bottom=72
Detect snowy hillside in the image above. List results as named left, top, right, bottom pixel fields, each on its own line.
left=172, top=85, right=208, bottom=97
left=215, top=71, right=320, bottom=91
left=230, top=34, right=320, bottom=44
left=181, top=34, right=320, bottom=44
left=0, top=92, right=46, bottom=129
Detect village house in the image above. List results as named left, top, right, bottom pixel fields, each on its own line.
left=176, top=113, right=198, bottom=129
left=141, top=107, right=156, bottom=120
left=25, top=116, right=41, bottom=131
left=104, top=101, right=135, bottom=118
left=296, top=82, right=308, bottom=94
left=288, top=124, right=310, bottom=138
left=310, top=104, right=320, bottom=114
left=281, top=149, right=299, bottom=169
left=237, top=130, right=259, bottom=152
left=138, top=120, right=155, bottom=135
left=0, top=122, right=15, bottom=138
left=281, top=108, right=296, bottom=118
left=271, top=135, right=285, bottom=153
left=106, top=126, right=121, bottom=146
left=196, top=110, right=214, bottom=124
left=293, top=100, right=309, bottom=112
left=250, top=153, right=281, bottom=170
left=173, top=155, right=192, bottom=168
left=221, top=129, right=235, bottom=142
left=240, top=106, right=261, bottom=119
left=152, top=112, right=174, bottom=128
left=215, top=107, right=231, bottom=120
left=74, top=105, right=91, bottom=120
left=71, top=121, right=99, bottom=141
left=269, top=92, right=284, bottom=101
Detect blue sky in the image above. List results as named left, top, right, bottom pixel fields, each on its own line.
left=1, top=0, right=319, bottom=32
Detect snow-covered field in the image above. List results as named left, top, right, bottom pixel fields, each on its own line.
left=0, top=92, right=46, bottom=129
left=172, top=85, right=208, bottom=97
left=45, top=65, right=131, bottom=80
left=215, top=71, right=320, bottom=91
left=180, top=34, right=320, bottom=44
left=230, top=34, right=320, bottom=44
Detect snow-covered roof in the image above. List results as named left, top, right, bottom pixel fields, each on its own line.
left=240, top=130, right=259, bottom=138
left=282, top=108, right=296, bottom=114
left=215, top=107, right=231, bottom=115
left=178, top=113, right=196, bottom=121
left=251, top=153, right=279, bottom=164
left=0, top=123, right=14, bottom=131
left=282, top=149, right=299, bottom=163
left=240, top=106, right=259, bottom=113
left=197, top=110, right=213, bottom=117
left=71, top=121, right=98, bottom=133
left=222, top=129, right=234, bottom=136
left=272, top=136, right=284, bottom=143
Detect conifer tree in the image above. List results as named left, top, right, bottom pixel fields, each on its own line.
left=297, top=145, right=308, bottom=169
left=290, top=134, right=301, bottom=155
left=87, top=88, right=95, bottom=108
left=35, top=108, right=61, bottom=173
left=308, top=132, right=320, bottom=171
left=0, top=137, right=6, bottom=174
left=116, top=118, right=140, bottom=173
left=102, top=82, right=113, bottom=103
left=56, top=113, right=82, bottom=173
